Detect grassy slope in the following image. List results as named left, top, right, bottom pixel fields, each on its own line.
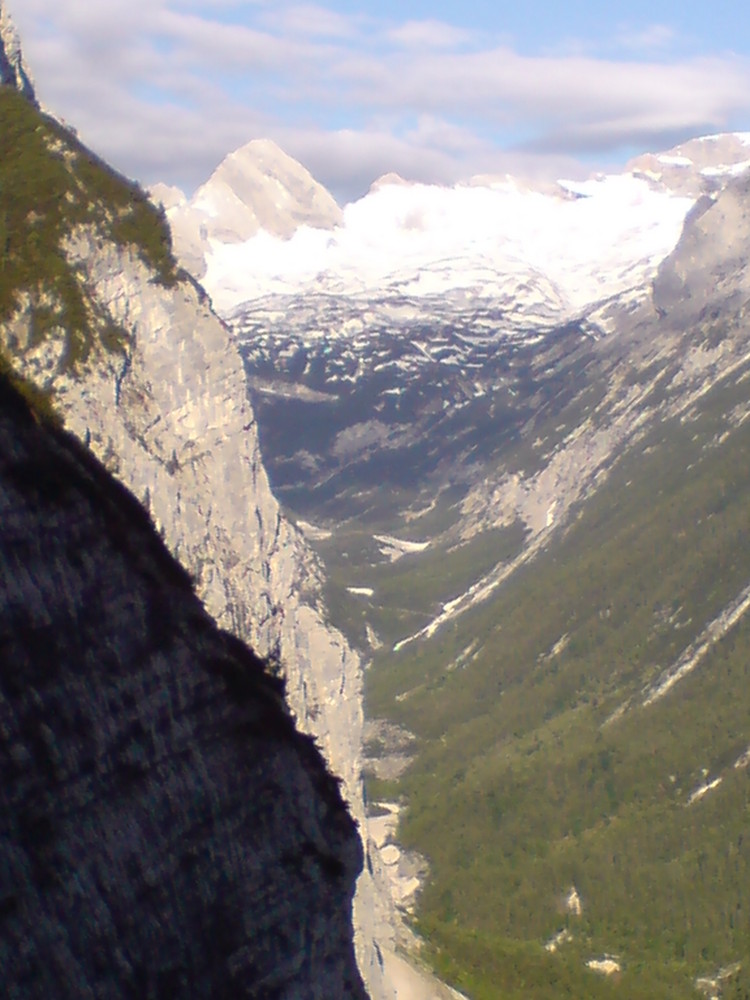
left=319, top=519, right=528, bottom=649
left=366, top=361, right=750, bottom=998
left=0, top=86, right=178, bottom=381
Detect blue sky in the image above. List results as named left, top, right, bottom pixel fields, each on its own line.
left=8, top=0, right=750, bottom=202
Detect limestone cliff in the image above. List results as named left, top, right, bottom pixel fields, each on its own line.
left=0, top=372, right=366, bottom=998
left=0, top=1, right=35, bottom=104
left=0, top=11, right=394, bottom=995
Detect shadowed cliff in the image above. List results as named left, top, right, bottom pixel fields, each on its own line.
left=0, top=372, right=368, bottom=999
left=0, top=4, right=395, bottom=991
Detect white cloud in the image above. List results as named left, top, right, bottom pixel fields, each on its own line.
left=615, top=23, right=676, bottom=52
left=259, top=4, right=362, bottom=39
left=388, top=19, right=474, bottom=50
left=7, top=0, right=750, bottom=202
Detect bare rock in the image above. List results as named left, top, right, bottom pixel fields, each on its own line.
left=0, top=373, right=367, bottom=999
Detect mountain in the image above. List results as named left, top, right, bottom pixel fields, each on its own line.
left=190, top=133, right=749, bottom=318
left=0, top=1, right=35, bottom=103
left=151, top=139, right=342, bottom=280
left=0, top=370, right=366, bottom=999
left=193, top=136, right=750, bottom=995
left=216, top=137, right=749, bottom=542
left=628, top=132, right=750, bottom=196
left=0, top=11, right=396, bottom=998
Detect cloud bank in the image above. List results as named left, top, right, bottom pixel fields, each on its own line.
left=8, top=0, right=750, bottom=202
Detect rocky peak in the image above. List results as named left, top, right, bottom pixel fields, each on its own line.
left=0, top=1, right=36, bottom=105
left=153, top=138, right=343, bottom=278
left=628, top=132, right=750, bottom=197
left=192, top=138, right=342, bottom=242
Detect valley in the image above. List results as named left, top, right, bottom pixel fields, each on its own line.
left=4, top=14, right=750, bottom=989
left=6, top=3, right=750, bottom=997
left=194, top=144, right=750, bottom=997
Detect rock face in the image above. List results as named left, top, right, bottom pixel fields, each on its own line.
left=0, top=18, right=394, bottom=997
left=0, top=2, right=35, bottom=104
left=653, top=172, right=750, bottom=319
left=48, top=234, right=392, bottom=993
left=193, top=139, right=343, bottom=242
left=153, top=140, right=343, bottom=280
left=0, top=373, right=367, bottom=998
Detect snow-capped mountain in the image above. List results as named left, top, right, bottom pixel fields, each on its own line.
left=153, top=126, right=750, bottom=996
left=192, top=135, right=747, bottom=522
left=154, top=128, right=750, bottom=629
left=209, top=172, right=694, bottom=319
left=182, top=133, right=749, bottom=318
left=151, top=138, right=341, bottom=278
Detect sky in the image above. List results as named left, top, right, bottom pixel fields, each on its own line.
left=8, top=0, right=750, bottom=203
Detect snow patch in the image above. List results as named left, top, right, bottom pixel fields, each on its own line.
left=658, top=154, right=693, bottom=167
left=374, top=534, right=430, bottom=562
left=587, top=957, right=621, bottom=976
left=701, top=160, right=750, bottom=178
left=295, top=519, right=332, bottom=541
left=687, top=776, right=723, bottom=805
left=565, top=886, right=583, bottom=916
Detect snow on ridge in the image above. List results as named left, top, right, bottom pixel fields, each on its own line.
left=701, top=160, right=750, bottom=179
left=205, top=172, right=694, bottom=318
left=697, top=131, right=750, bottom=145
left=657, top=154, right=693, bottom=167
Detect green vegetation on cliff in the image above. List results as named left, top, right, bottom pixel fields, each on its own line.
left=366, top=363, right=750, bottom=999
left=0, top=87, right=178, bottom=375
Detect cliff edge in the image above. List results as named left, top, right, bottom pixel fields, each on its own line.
left=0, top=6, right=395, bottom=994
left=0, top=372, right=367, bottom=998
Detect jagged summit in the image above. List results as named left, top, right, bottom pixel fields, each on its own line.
left=152, top=137, right=342, bottom=279
left=628, top=131, right=750, bottom=196
left=192, top=137, right=342, bottom=242
left=0, top=1, right=36, bottom=104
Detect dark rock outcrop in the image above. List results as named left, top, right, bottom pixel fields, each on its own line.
left=0, top=373, right=367, bottom=999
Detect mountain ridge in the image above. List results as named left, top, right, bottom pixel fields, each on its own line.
left=158, top=129, right=750, bottom=319
left=0, top=370, right=367, bottom=998
left=0, top=13, right=397, bottom=998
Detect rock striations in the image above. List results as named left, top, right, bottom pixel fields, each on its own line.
left=0, top=372, right=367, bottom=998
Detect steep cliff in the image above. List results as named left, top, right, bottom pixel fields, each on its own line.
left=0, top=12, right=393, bottom=995
left=0, top=1, right=35, bottom=104
left=0, top=371, right=366, bottom=998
